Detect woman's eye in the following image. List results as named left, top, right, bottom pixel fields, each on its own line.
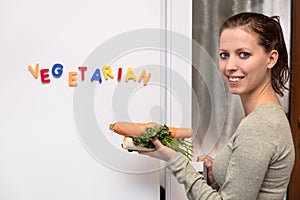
left=239, top=52, right=250, bottom=59
left=219, top=53, right=228, bottom=59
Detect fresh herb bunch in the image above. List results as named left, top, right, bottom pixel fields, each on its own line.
left=132, top=124, right=193, bottom=160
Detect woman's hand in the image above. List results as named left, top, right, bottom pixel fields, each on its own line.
left=138, top=138, right=178, bottom=161
left=197, top=155, right=215, bottom=185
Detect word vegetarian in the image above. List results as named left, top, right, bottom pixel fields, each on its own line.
left=28, top=63, right=152, bottom=86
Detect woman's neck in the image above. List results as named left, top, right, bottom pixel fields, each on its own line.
left=240, top=85, right=280, bottom=116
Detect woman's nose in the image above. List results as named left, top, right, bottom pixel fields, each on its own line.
left=225, top=57, right=238, bottom=71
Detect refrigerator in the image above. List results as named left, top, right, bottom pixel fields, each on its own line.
left=0, top=0, right=291, bottom=199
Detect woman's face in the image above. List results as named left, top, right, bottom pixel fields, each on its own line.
left=219, top=27, right=274, bottom=96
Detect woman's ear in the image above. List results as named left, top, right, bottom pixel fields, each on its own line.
left=267, top=50, right=279, bottom=69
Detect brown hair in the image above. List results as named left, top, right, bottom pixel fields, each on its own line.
left=220, top=12, right=290, bottom=96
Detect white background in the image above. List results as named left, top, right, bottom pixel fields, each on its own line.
left=0, top=0, right=166, bottom=199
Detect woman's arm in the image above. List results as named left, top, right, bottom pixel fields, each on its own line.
left=167, top=154, right=222, bottom=200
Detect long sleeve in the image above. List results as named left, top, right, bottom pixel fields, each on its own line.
left=167, top=138, right=271, bottom=200
left=167, top=153, right=221, bottom=200
left=166, top=104, right=294, bottom=200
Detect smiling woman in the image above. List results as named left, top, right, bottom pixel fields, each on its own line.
left=219, top=14, right=289, bottom=97
left=140, top=12, right=295, bottom=200
left=218, top=28, right=279, bottom=103
left=218, top=13, right=289, bottom=115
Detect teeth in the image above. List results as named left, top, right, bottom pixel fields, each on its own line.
left=229, top=77, right=242, bottom=82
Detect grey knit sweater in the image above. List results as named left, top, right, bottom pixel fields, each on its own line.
left=167, top=104, right=295, bottom=200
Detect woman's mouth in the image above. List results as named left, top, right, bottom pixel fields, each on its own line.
left=228, top=76, right=244, bottom=82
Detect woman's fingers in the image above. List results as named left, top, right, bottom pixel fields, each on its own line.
left=138, top=138, right=163, bottom=154
left=138, top=139, right=178, bottom=161
left=197, top=155, right=214, bottom=167
left=197, top=155, right=213, bottom=162
left=197, top=155, right=216, bottom=184
left=151, top=138, right=164, bottom=149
